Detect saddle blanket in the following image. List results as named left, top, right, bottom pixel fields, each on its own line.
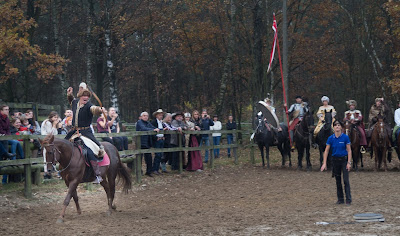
left=71, top=134, right=100, bottom=156
left=98, top=152, right=110, bottom=167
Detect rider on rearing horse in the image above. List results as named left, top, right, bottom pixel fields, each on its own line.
left=66, top=83, right=105, bottom=184
left=343, top=100, right=367, bottom=153
left=285, top=95, right=308, bottom=150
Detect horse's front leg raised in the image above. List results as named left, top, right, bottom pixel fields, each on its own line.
left=58, top=179, right=80, bottom=223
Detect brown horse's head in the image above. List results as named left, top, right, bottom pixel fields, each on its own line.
left=39, top=134, right=59, bottom=173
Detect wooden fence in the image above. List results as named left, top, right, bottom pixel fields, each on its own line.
left=0, top=130, right=242, bottom=198
left=4, top=102, right=62, bottom=121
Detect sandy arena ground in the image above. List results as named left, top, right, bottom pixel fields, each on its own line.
left=1, top=148, right=400, bottom=235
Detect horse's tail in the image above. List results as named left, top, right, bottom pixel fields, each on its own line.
left=117, top=156, right=132, bottom=194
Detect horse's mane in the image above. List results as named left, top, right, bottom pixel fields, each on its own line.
left=42, top=134, right=54, bottom=146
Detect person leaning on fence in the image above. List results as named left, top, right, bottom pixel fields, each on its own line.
left=136, top=111, right=160, bottom=177
left=161, top=113, right=178, bottom=173
left=226, top=115, right=236, bottom=158
left=199, top=109, right=214, bottom=163
left=185, top=112, right=203, bottom=172
left=108, top=107, right=128, bottom=151
left=171, top=112, right=188, bottom=170
left=150, top=109, right=167, bottom=175
left=0, top=105, right=17, bottom=160
left=210, top=115, right=222, bottom=158
left=191, top=110, right=202, bottom=143
left=321, top=120, right=352, bottom=205
left=96, top=110, right=114, bottom=145
left=24, top=109, right=41, bottom=134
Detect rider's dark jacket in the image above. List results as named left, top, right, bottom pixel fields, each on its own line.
left=65, top=94, right=102, bottom=146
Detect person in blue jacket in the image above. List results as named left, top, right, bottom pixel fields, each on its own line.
left=321, top=120, right=352, bottom=205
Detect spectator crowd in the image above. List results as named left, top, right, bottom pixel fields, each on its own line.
left=0, top=103, right=237, bottom=183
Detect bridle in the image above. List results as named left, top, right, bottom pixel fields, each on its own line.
left=43, top=142, right=73, bottom=173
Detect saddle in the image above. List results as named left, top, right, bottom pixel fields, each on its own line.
left=73, top=139, right=110, bottom=183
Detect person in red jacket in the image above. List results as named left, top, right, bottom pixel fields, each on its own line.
left=0, top=105, right=17, bottom=160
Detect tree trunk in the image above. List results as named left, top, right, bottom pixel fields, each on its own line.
left=51, top=0, right=67, bottom=108
left=216, top=0, right=236, bottom=116
left=86, top=0, right=94, bottom=86
left=282, top=0, right=289, bottom=122
left=105, top=0, right=119, bottom=110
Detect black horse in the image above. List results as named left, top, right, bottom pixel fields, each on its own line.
left=294, top=111, right=312, bottom=170
left=316, top=111, right=333, bottom=168
left=254, top=116, right=291, bottom=168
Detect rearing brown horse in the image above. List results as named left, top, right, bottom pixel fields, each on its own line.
left=39, top=134, right=132, bottom=223
left=345, top=120, right=363, bottom=171
left=370, top=119, right=390, bottom=171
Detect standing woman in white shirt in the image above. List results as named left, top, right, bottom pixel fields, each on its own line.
left=41, top=111, right=62, bottom=179
left=210, top=115, right=222, bottom=158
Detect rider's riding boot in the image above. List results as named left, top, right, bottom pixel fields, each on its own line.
left=291, top=142, right=296, bottom=152
left=90, top=160, right=103, bottom=184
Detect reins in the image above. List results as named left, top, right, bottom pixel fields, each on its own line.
left=44, top=141, right=75, bottom=174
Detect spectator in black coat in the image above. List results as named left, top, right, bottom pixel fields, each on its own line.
left=226, top=115, right=237, bottom=158
left=136, top=112, right=160, bottom=177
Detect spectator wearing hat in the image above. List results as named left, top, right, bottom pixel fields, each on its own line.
left=170, top=112, right=187, bottom=170
left=210, top=115, right=222, bottom=158
left=199, top=109, right=214, bottom=163
left=151, top=109, right=167, bottom=174
left=226, top=115, right=237, bottom=158
left=136, top=111, right=160, bottom=177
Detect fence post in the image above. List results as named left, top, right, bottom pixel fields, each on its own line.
left=233, top=131, right=238, bottom=165
left=209, top=133, right=214, bottom=169
left=178, top=133, right=183, bottom=174
left=23, top=138, right=32, bottom=198
left=135, top=135, right=142, bottom=183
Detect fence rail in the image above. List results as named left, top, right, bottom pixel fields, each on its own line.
left=0, top=129, right=241, bottom=198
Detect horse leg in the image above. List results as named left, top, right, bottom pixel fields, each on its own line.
left=259, top=146, right=265, bottom=167
left=306, top=143, right=312, bottom=171
left=374, top=147, right=378, bottom=171
left=360, top=153, right=364, bottom=168
left=277, top=144, right=285, bottom=166
left=72, top=189, right=81, bottom=215
left=297, top=148, right=303, bottom=170
left=288, top=143, right=292, bottom=167
left=107, top=169, right=117, bottom=210
left=100, top=178, right=113, bottom=215
left=58, top=179, right=80, bottom=223
left=383, top=147, right=388, bottom=171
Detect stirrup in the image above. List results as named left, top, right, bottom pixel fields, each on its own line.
left=93, top=176, right=103, bottom=184
left=360, top=146, right=366, bottom=154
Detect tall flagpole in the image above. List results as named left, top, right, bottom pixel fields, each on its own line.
left=276, top=37, right=291, bottom=146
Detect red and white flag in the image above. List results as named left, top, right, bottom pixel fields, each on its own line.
left=267, top=14, right=278, bottom=73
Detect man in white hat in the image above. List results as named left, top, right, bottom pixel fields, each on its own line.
left=150, top=109, right=166, bottom=174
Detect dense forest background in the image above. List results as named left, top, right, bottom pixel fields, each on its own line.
left=1, top=0, right=400, bottom=124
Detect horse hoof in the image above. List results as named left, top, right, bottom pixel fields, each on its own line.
left=112, top=204, right=117, bottom=210
left=77, top=210, right=82, bottom=215
left=56, top=218, right=64, bottom=224
left=297, top=166, right=302, bottom=170
left=106, top=210, right=112, bottom=216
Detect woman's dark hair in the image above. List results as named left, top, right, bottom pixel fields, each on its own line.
left=48, top=111, right=59, bottom=120
left=333, top=120, right=344, bottom=127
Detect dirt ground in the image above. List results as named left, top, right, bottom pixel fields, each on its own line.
left=1, top=148, right=400, bottom=235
